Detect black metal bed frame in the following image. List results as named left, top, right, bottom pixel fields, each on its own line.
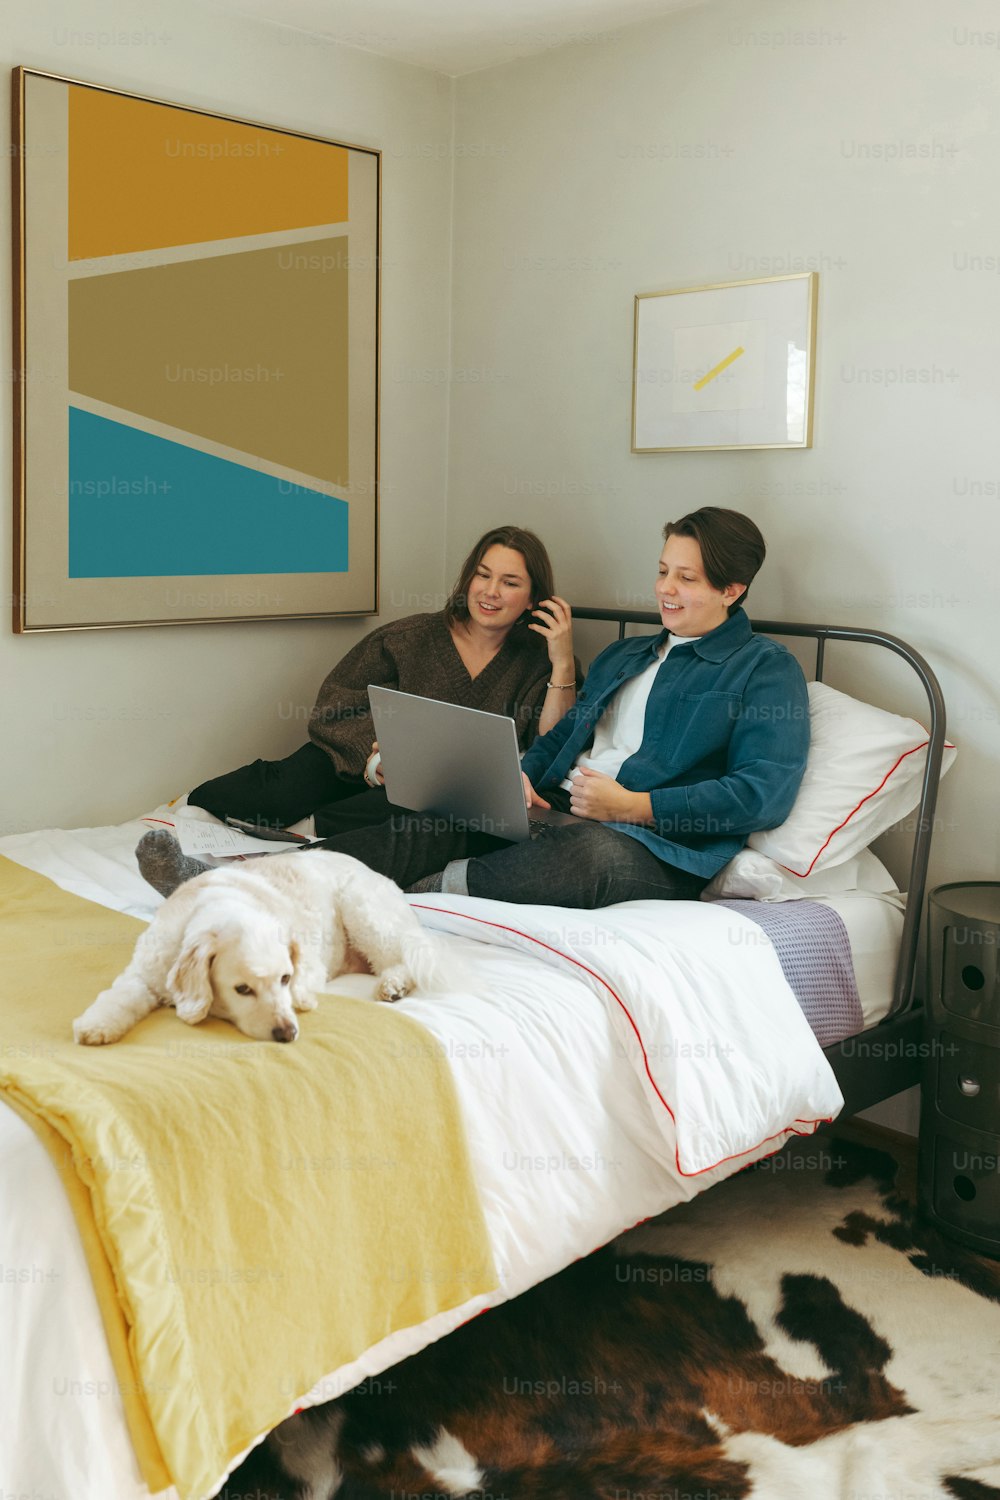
left=572, top=608, right=948, bottom=1116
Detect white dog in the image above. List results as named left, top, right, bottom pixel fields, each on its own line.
left=73, top=851, right=451, bottom=1045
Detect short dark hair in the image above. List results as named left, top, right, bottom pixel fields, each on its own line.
left=444, top=525, right=555, bottom=626
left=662, top=507, right=766, bottom=615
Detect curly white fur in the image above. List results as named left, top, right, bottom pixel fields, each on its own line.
left=73, top=851, right=452, bottom=1045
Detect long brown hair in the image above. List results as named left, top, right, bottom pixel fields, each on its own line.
left=662, top=507, right=766, bottom=615
left=444, top=525, right=555, bottom=626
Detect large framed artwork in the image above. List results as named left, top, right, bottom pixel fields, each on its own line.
left=632, top=272, right=817, bottom=453
left=11, top=68, right=379, bottom=632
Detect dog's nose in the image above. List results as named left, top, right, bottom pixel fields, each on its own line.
left=271, top=1022, right=297, bottom=1043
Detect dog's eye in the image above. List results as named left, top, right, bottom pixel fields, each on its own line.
left=234, top=983, right=255, bottom=996
left=280, top=974, right=292, bottom=986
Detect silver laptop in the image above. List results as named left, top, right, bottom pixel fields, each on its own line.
left=368, top=685, right=577, bottom=842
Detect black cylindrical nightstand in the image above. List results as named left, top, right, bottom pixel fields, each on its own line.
left=919, top=882, right=1000, bottom=1258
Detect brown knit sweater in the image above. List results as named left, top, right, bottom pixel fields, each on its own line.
left=307, top=611, right=554, bottom=779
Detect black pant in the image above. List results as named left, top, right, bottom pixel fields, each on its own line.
left=310, top=787, right=708, bottom=908
left=188, top=742, right=396, bottom=839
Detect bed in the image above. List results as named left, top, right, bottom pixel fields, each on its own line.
left=0, top=612, right=950, bottom=1500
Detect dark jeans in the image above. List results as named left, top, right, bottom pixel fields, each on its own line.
left=188, top=741, right=395, bottom=838
left=310, top=788, right=707, bottom=909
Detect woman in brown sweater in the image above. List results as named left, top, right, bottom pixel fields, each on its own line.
left=184, top=525, right=578, bottom=843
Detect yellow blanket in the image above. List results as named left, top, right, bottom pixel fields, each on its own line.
left=0, top=857, right=497, bottom=1499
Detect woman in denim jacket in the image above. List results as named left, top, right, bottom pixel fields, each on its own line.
left=514, top=511, right=810, bottom=894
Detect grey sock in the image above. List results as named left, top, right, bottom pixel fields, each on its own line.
left=440, top=858, right=470, bottom=896
left=136, top=829, right=211, bottom=897
left=406, top=859, right=470, bottom=897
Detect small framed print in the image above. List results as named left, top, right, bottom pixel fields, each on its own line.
left=12, top=67, right=380, bottom=631
left=632, top=272, right=817, bottom=452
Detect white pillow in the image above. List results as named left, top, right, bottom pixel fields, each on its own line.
left=703, top=846, right=899, bottom=902
left=746, top=681, right=956, bottom=877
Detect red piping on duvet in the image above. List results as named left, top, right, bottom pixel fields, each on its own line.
left=410, top=904, right=831, bottom=1180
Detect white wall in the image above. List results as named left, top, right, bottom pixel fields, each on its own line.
left=448, top=0, right=1000, bottom=909
left=2, top=0, right=455, bottom=833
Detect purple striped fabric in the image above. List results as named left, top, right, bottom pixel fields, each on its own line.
left=708, top=898, right=864, bottom=1048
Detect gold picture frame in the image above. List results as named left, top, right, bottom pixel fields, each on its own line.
left=11, top=67, right=380, bottom=632
left=631, top=271, right=817, bottom=453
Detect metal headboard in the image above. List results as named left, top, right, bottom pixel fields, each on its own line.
left=571, top=608, right=947, bottom=1019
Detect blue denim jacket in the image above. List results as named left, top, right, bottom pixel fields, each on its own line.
left=520, top=607, right=809, bottom=877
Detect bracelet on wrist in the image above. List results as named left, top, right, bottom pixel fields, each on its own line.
left=547, top=679, right=576, bottom=690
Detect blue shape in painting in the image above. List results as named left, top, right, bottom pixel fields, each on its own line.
left=68, top=408, right=349, bottom=577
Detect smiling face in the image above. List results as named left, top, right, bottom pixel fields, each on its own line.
left=654, top=533, right=746, bottom=637
left=463, top=544, right=535, bottom=635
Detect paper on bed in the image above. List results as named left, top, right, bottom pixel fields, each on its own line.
left=138, top=805, right=309, bottom=858
left=0, top=857, right=497, bottom=1500
left=172, top=818, right=306, bottom=857
left=411, top=894, right=845, bottom=1179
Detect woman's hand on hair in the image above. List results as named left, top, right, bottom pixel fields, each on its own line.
left=568, top=768, right=652, bottom=824
left=530, top=596, right=577, bottom=734
left=528, top=595, right=575, bottom=678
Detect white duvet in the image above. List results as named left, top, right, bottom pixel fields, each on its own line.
left=0, top=813, right=843, bottom=1500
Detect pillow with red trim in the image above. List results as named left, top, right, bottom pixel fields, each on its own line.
left=746, top=681, right=956, bottom=876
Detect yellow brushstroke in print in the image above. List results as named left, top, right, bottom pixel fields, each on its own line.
left=693, top=346, right=745, bottom=391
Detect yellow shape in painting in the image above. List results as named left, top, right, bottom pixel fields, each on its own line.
left=68, top=87, right=349, bottom=261
left=693, top=345, right=746, bottom=392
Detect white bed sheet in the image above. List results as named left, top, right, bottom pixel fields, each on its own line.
left=0, top=808, right=853, bottom=1500
left=820, top=889, right=905, bottom=1029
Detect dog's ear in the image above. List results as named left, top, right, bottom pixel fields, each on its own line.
left=167, top=934, right=215, bottom=1023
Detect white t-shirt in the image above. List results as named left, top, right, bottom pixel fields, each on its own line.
left=561, top=633, right=701, bottom=791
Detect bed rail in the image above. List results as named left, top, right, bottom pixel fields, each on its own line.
left=570, top=608, right=947, bottom=1021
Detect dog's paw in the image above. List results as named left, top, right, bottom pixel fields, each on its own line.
left=291, top=989, right=319, bottom=1013
left=73, top=1013, right=121, bottom=1046
left=375, top=965, right=413, bottom=1002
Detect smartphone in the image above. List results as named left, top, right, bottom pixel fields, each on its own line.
left=224, top=817, right=314, bottom=845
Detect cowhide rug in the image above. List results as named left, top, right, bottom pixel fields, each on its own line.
left=215, top=1132, right=1000, bottom=1500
